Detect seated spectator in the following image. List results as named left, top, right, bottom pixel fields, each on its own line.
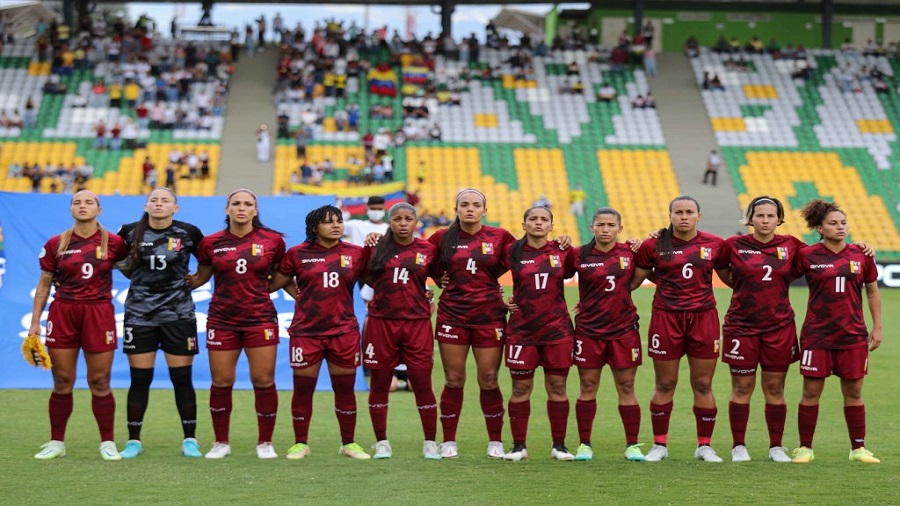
left=435, top=211, right=451, bottom=227
left=7, top=162, right=23, bottom=178
left=571, top=80, right=585, bottom=94
left=767, top=38, right=782, bottom=57
left=873, top=76, right=889, bottom=93
left=277, top=108, right=290, bottom=138
left=632, top=95, right=646, bottom=109
left=713, top=36, right=729, bottom=54
left=702, top=72, right=725, bottom=91
left=71, top=91, right=88, bottom=107
left=566, top=61, right=580, bottom=76
left=42, top=74, right=67, bottom=95
left=746, top=36, right=764, bottom=54
left=6, top=109, right=22, bottom=128
left=597, top=83, right=616, bottom=101
left=428, top=123, right=442, bottom=141
left=533, top=194, right=552, bottom=208
left=841, top=38, right=856, bottom=56
left=685, top=36, right=700, bottom=58
left=644, top=92, right=656, bottom=108
left=790, top=62, right=813, bottom=81
left=559, top=79, right=572, bottom=94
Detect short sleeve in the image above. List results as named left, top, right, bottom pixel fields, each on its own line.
left=278, top=247, right=297, bottom=276
left=187, top=224, right=205, bottom=256
left=635, top=239, right=658, bottom=269
left=862, top=253, right=878, bottom=284
left=38, top=238, right=57, bottom=273
left=791, top=247, right=807, bottom=279
left=714, top=237, right=733, bottom=269
left=109, top=234, right=128, bottom=261
left=196, top=237, right=212, bottom=265
left=563, top=247, right=577, bottom=279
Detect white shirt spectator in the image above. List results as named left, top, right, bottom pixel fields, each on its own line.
left=373, top=130, right=391, bottom=151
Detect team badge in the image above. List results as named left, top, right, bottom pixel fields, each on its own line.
left=251, top=243, right=264, bottom=256
left=631, top=348, right=640, bottom=362
left=850, top=260, right=860, bottom=273
left=481, top=242, right=493, bottom=255
left=549, top=255, right=561, bottom=268
left=776, top=246, right=788, bottom=260
left=95, top=246, right=106, bottom=260
left=619, top=257, right=630, bottom=270
left=494, top=328, right=504, bottom=341
left=415, top=253, right=427, bottom=265
left=168, top=238, right=182, bottom=252
left=263, top=328, right=274, bottom=341
left=699, top=247, right=712, bottom=260
left=105, top=331, right=115, bottom=344
left=340, top=255, right=352, bottom=268
left=186, top=336, right=197, bottom=351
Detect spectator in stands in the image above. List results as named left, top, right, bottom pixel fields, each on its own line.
left=71, top=91, right=88, bottom=108
left=257, top=124, right=271, bottom=162
left=703, top=150, right=721, bottom=186
left=642, top=21, right=655, bottom=47
left=791, top=62, right=813, bottom=81
left=569, top=185, right=586, bottom=217
left=644, top=92, right=656, bottom=108
left=840, top=63, right=857, bottom=93
left=533, top=194, right=552, bottom=209
left=109, top=122, right=123, bottom=151
left=713, top=36, right=729, bottom=54
left=702, top=72, right=725, bottom=91
left=872, top=75, right=889, bottom=94
left=294, top=128, right=309, bottom=159
left=632, top=95, right=646, bottom=109
left=745, top=36, right=764, bottom=54
left=644, top=47, right=657, bottom=77
left=124, top=79, right=140, bottom=108
left=94, top=120, right=107, bottom=150
left=165, top=164, right=177, bottom=191
left=23, top=97, right=36, bottom=130
left=7, top=109, right=22, bottom=129
left=185, top=151, right=200, bottom=178
left=429, top=123, right=442, bottom=141
left=7, top=162, right=23, bottom=178
left=598, top=83, right=617, bottom=102
left=200, top=151, right=211, bottom=179
left=841, top=38, right=856, bottom=56
left=572, top=80, right=585, bottom=94
left=685, top=36, right=700, bottom=58
left=373, top=128, right=391, bottom=157
left=141, top=156, right=154, bottom=184
left=122, top=118, right=140, bottom=150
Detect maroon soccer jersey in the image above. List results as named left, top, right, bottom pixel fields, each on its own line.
left=197, top=228, right=286, bottom=329
left=429, top=225, right=516, bottom=328
left=364, top=238, right=438, bottom=320
left=793, top=244, right=877, bottom=349
left=717, top=234, right=805, bottom=335
left=278, top=241, right=365, bottom=338
left=39, top=230, right=127, bottom=301
left=505, top=241, right=576, bottom=345
left=635, top=231, right=724, bottom=312
left=574, top=242, right=639, bottom=339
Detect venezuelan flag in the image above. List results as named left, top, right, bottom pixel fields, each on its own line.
left=549, top=255, right=560, bottom=268
left=415, top=253, right=427, bottom=265
left=619, top=257, right=630, bottom=269
left=251, top=244, right=264, bottom=256
left=699, top=247, right=712, bottom=260
left=368, top=65, right=398, bottom=97
left=95, top=246, right=106, bottom=260
left=776, top=246, right=788, bottom=260
left=168, top=238, right=182, bottom=252
left=264, top=329, right=274, bottom=341
left=850, top=260, right=860, bottom=273
left=482, top=242, right=493, bottom=255
left=340, top=255, right=352, bottom=268
left=402, top=65, right=430, bottom=84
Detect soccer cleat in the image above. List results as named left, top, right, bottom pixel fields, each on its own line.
left=423, top=440, right=442, bottom=460
left=204, top=442, right=232, bottom=459
left=181, top=438, right=202, bottom=458
left=849, top=447, right=880, bottom=464
left=624, top=444, right=647, bottom=462
left=551, top=444, right=575, bottom=461
left=644, top=444, right=669, bottom=462
left=487, top=441, right=505, bottom=459
left=731, top=444, right=751, bottom=462
left=34, top=440, right=66, bottom=460
left=119, top=440, right=143, bottom=459
left=503, top=444, right=528, bottom=462
left=694, top=445, right=723, bottom=463
left=285, top=443, right=310, bottom=460
left=791, top=446, right=814, bottom=463
left=256, top=442, right=278, bottom=459
left=373, top=440, right=392, bottom=459
left=439, top=441, right=458, bottom=459
left=768, top=446, right=792, bottom=463
left=99, top=441, right=122, bottom=461
left=574, top=443, right=593, bottom=461
left=339, top=442, right=371, bottom=460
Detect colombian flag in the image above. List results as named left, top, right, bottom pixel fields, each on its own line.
left=699, top=247, right=712, bottom=260
left=168, top=238, right=182, bottom=252
left=619, top=257, right=630, bottom=270
left=415, top=253, right=427, bottom=265
left=340, top=255, right=352, bottom=268
left=482, top=243, right=493, bottom=255
left=850, top=260, right=860, bottom=273
left=776, top=246, right=788, bottom=260
left=549, top=255, right=560, bottom=268
left=251, top=244, right=264, bottom=256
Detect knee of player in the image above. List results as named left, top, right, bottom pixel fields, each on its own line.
left=444, top=371, right=466, bottom=389
left=476, top=371, right=499, bottom=390
left=615, top=379, right=635, bottom=396
left=546, top=380, right=568, bottom=399
left=654, top=379, right=678, bottom=395
left=511, top=381, right=533, bottom=398
left=250, top=376, right=275, bottom=389
left=87, top=374, right=112, bottom=394
left=731, top=378, right=755, bottom=398
left=578, top=377, right=599, bottom=395
left=52, top=373, right=77, bottom=393
left=690, top=377, right=714, bottom=395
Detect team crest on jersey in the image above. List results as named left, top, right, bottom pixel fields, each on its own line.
left=776, top=246, right=788, bottom=260
left=415, top=253, right=427, bottom=265
left=619, top=257, right=630, bottom=270
left=481, top=242, right=493, bottom=255
left=95, top=246, right=106, bottom=260
left=263, top=328, right=274, bottom=341
left=340, top=255, right=352, bottom=268
left=699, top=247, right=712, bottom=260
left=168, top=238, right=182, bottom=252
left=850, top=260, right=860, bottom=273
left=549, top=255, right=561, bottom=268
left=105, top=331, right=115, bottom=344
left=251, top=244, right=264, bottom=256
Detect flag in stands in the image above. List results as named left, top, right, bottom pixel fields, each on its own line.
left=368, top=64, right=398, bottom=97
left=402, top=65, right=430, bottom=84
left=342, top=191, right=406, bottom=217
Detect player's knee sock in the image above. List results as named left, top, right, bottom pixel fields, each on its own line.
left=547, top=400, right=570, bottom=446
left=693, top=406, right=717, bottom=446
left=729, top=401, right=750, bottom=447
left=480, top=387, right=505, bottom=442
left=92, top=393, right=116, bottom=442
left=439, top=385, right=464, bottom=441
left=508, top=400, right=530, bottom=446
left=168, top=365, right=197, bottom=439
left=797, top=403, right=819, bottom=448
left=290, top=375, right=317, bottom=444
left=764, top=403, right=787, bottom=447
left=843, top=404, right=866, bottom=450
left=650, top=401, right=673, bottom=445
left=575, top=399, right=596, bottom=445
left=408, top=369, right=438, bottom=441
left=126, top=367, right=154, bottom=441
left=331, top=374, right=357, bottom=445
left=254, top=385, right=278, bottom=444
left=618, top=404, right=641, bottom=446
left=209, top=385, right=233, bottom=443
left=49, top=392, right=73, bottom=441
left=368, top=369, right=393, bottom=441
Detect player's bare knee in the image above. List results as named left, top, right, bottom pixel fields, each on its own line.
left=476, top=371, right=498, bottom=391
left=654, top=379, right=677, bottom=395
left=546, top=381, right=568, bottom=399
left=444, top=370, right=466, bottom=389
left=691, top=378, right=713, bottom=395
left=511, top=382, right=532, bottom=398
left=51, top=373, right=76, bottom=393
left=615, top=380, right=635, bottom=396
left=579, top=378, right=599, bottom=396
left=732, top=379, right=754, bottom=398
left=87, top=374, right=111, bottom=394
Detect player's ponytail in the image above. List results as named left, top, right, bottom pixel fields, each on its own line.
left=440, top=216, right=461, bottom=268
left=129, top=211, right=151, bottom=264
left=304, top=204, right=343, bottom=246
left=800, top=199, right=844, bottom=240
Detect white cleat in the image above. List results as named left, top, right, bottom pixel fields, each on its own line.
left=256, top=442, right=278, bottom=459
left=695, top=445, right=724, bottom=463
left=423, top=440, right=442, bottom=460
left=731, top=445, right=751, bottom=462
left=439, top=441, right=458, bottom=459
left=551, top=445, right=575, bottom=461
left=204, top=442, right=232, bottom=459
left=644, top=444, right=669, bottom=462
left=768, top=446, right=792, bottom=463
left=487, top=441, right=505, bottom=459
left=503, top=445, right=528, bottom=462
left=99, top=441, right=122, bottom=461
left=372, top=440, right=392, bottom=459
left=34, top=440, right=66, bottom=460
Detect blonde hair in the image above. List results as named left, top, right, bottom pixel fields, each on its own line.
left=57, top=191, right=109, bottom=259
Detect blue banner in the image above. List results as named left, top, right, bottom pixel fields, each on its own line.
left=0, top=192, right=369, bottom=391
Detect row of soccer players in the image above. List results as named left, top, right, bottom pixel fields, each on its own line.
left=30, top=187, right=882, bottom=464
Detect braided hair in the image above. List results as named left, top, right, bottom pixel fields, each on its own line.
left=304, top=205, right=343, bottom=246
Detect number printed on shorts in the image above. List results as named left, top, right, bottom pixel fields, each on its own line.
left=365, top=342, right=375, bottom=359
left=507, top=344, right=523, bottom=360
left=575, top=340, right=583, bottom=356
left=124, top=326, right=134, bottom=344
left=730, top=339, right=740, bottom=355
left=650, top=333, right=661, bottom=350
left=292, top=346, right=304, bottom=364
left=235, top=258, right=248, bottom=274
left=322, top=271, right=340, bottom=288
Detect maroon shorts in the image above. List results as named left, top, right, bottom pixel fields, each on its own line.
left=799, top=346, right=868, bottom=380
left=205, top=325, right=279, bottom=351
left=574, top=328, right=643, bottom=370
left=45, top=300, right=117, bottom=353
left=505, top=340, right=573, bottom=372
left=434, top=317, right=506, bottom=348
left=362, top=317, right=433, bottom=370
left=723, top=321, right=799, bottom=375
left=647, top=308, right=720, bottom=360
left=290, top=331, right=360, bottom=369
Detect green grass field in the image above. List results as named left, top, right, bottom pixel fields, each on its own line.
left=1, top=288, right=897, bottom=505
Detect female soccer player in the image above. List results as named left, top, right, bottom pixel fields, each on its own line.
left=116, top=187, right=205, bottom=459
left=362, top=203, right=441, bottom=460
left=30, top=190, right=128, bottom=460
left=633, top=196, right=726, bottom=462
left=428, top=189, right=516, bottom=459
left=791, top=200, right=882, bottom=464
left=573, top=208, right=645, bottom=462
left=189, top=189, right=285, bottom=460
left=502, top=206, right=576, bottom=462
left=270, top=205, right=371, bottom=460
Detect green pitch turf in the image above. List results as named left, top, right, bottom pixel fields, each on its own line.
left=1, top=288, right=896, bottom=504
